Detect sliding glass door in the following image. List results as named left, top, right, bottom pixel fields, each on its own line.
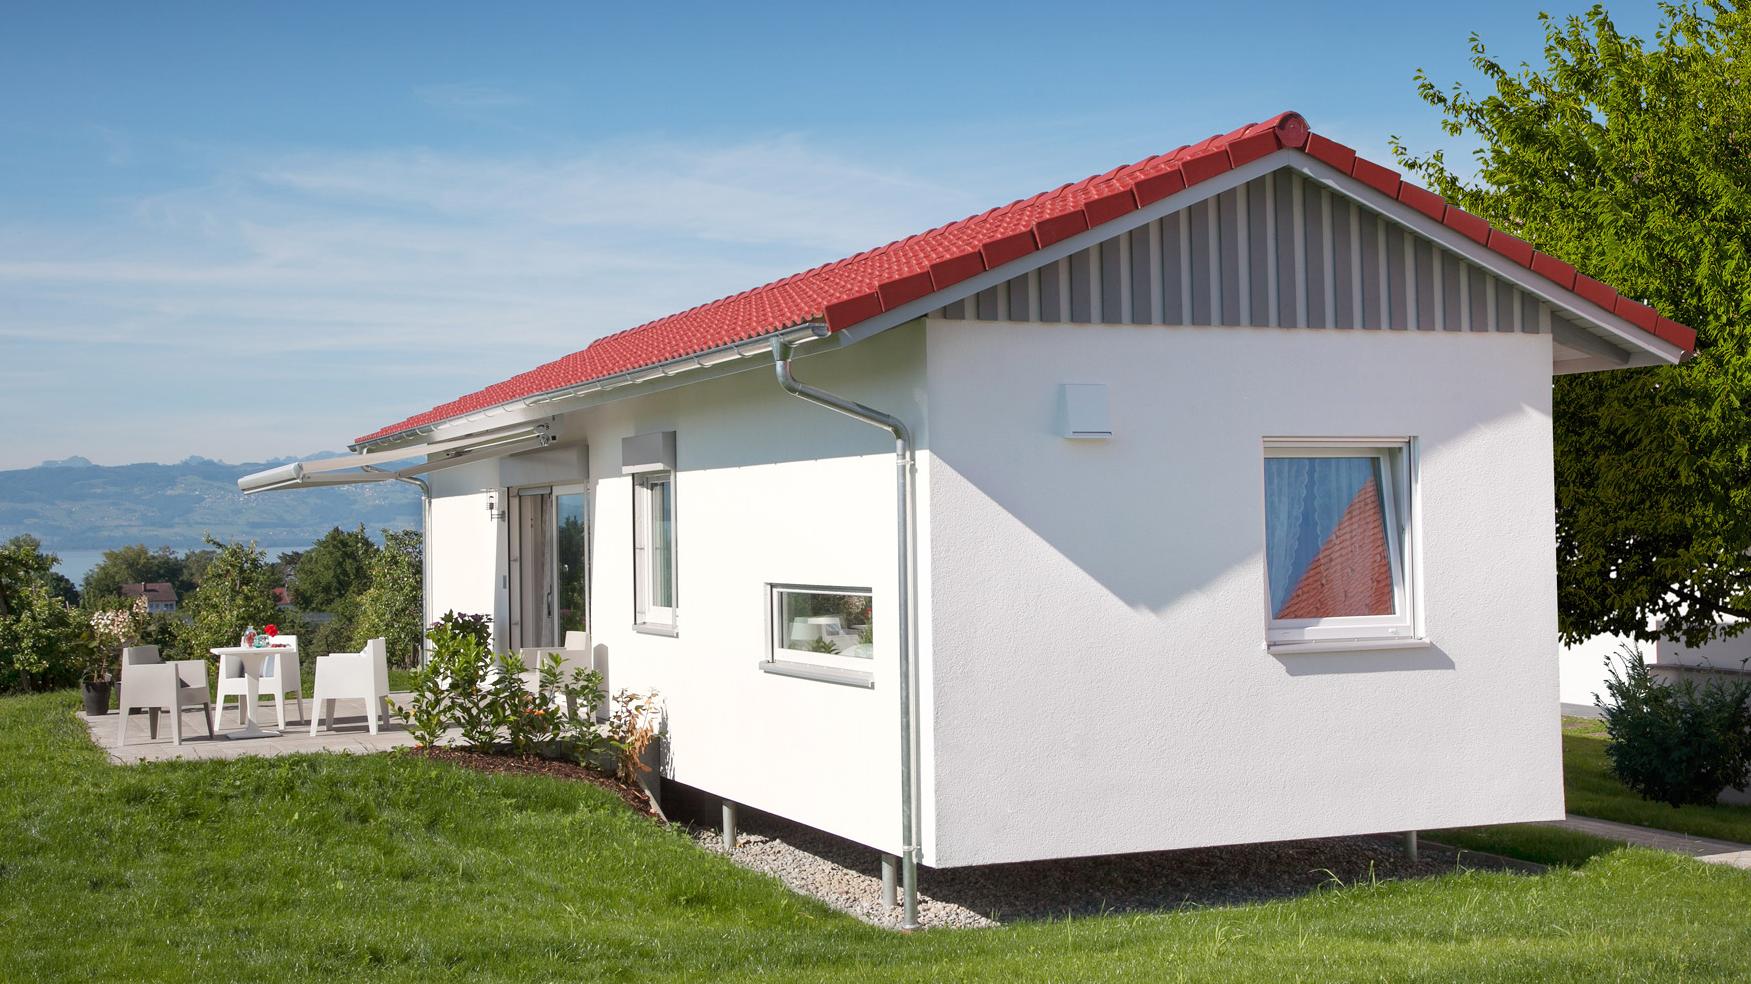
left=509, top=484, right=589, bottom=649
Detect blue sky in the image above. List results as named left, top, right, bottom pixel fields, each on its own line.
left=0, top=1, right=1666, bottom=470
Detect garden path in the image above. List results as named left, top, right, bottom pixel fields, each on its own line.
left=1542, top=814, right=1751, bottom=869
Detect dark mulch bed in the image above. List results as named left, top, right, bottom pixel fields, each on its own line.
left=408, top=747, right=659, bottom=818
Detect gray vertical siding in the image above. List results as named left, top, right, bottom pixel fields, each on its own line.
left=1161, top=212, right=1185, bottom=323
left=934, top=165, right=1551, bottom=336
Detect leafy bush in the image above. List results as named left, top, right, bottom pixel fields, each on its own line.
left=307, top=596, right=360, bottom=659
left=1600, top=647, right=1751, bottom=807
left=353, top=530, right=423, bottom=667
left=396, top=612, right=615, bottom=767
left=180, top=538, right=281, bottom=659
left=607, top=689, right=661, bottom=783
left=0, top=582, right=87, bottom=692
left=84, top=595, right=149, bottom=683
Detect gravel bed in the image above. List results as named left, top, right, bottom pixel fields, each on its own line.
left=693, top=807, right=1537, bottom=929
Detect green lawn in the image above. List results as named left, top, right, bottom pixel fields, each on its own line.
left=5, top=692, right=1751, bottom=982
left=1554, top=715, right=1751, bottom=843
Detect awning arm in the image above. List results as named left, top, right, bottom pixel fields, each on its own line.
left=239, top=423, right=551, bottom=494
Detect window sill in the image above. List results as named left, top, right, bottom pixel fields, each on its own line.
left=758, top=660, right=875, bottom=689
left=1266, top=637, right=1432, bottom=656
left=633, top=622, right=678, bottom=638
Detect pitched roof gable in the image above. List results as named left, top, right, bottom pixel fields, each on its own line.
left=358, top=111, right=1694, bottom=446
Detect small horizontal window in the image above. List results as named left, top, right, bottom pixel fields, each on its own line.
left=769, top=585, right=873, bottom=671
left=1264, top=441, right=1418, bottom=648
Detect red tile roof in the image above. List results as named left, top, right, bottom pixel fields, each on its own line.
left=358, top=111, right=1696, bottom=446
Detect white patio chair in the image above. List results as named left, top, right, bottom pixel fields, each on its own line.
left=116, top=645, right=214, bottom=747
left=515, top=630, right=592, bottom=690
left=515, top=630, right=593, bottom=715
left=310, top=638, right=391, bottom=736
left=215, top=635, right=305, bottom=728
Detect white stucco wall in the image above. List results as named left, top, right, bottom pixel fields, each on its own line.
left=561, top=327, right=923, bottom=853
left=921, top=317, right=1564, bottom=866
left=427, top=459, right=505, bottom=640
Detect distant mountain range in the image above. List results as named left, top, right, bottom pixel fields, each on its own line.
left=0, top=453, right=421, bottom=555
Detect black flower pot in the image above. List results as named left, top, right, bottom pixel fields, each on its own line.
left=81, top=681, right=112, bottom=716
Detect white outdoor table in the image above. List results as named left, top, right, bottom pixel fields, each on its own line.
left=209, top=645, right=294, bottom=739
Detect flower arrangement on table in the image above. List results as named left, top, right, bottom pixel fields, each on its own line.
left=241, top=623, right=288, bottom=648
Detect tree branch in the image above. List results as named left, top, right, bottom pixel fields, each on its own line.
left=1668, top=584, right=1751, bottom=622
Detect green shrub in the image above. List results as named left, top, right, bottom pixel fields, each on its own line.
left=396, top=612, right=609, bottom=764
left=307, top=596, right=359, bottom=658
left=1599, top=646, right=1751, bottom=807
left=353, top=529, right=422, bottom=667
left=0, top=581, right=87, bottom=692
left=179, top=538, right=280, bottom=659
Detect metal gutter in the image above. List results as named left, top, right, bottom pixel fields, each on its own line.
left=355, top=321, right=834, bottom=454
left=771, top=328, right=923, bottom=931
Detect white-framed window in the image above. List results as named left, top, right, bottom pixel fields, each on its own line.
left=1262, top=438, right=1418, bottom=649
left=768, top=584, right=874, bottom=671
left=633, top=470, right=676, bottom=631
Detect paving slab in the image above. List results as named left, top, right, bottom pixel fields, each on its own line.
left=78, top=692, right=455, bottom=765
left=1541, top=813, right=1751, bottom=869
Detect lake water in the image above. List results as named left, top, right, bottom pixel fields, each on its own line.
left=50, top=546, right=306, bottom=584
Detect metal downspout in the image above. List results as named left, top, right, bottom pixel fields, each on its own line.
left=772, top=333, right=923, bottom=931
left=389, top=474, right=433, bottom=668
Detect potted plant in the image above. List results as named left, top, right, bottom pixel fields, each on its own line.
left=85, top=596, right=148, bottom=716
left=76, top=631, right=114, bottom=715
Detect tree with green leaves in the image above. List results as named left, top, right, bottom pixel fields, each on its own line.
left=81, top=544, right=188, bottom=604
left=179, top=537, right=283, bottom=659
left=0, top=535, right=87, bottom=690
left=1395, top=2, right=1751, bottom=647
left=289, top=526, right=377, bottom=612
left=0, top=581, right=85, bottom=692
left=0, top=535, right=63, bottom=619
left=354, top=529, right=423, bottom=667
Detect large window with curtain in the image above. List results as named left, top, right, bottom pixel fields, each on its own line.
left=1262, top=440, right=1416, bottom=646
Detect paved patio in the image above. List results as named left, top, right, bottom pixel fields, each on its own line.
left=79, top=692, right=434, bottom=764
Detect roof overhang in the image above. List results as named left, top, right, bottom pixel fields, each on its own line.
left=351, top=320, right=834, bottom=454
left=238, top=422, right=556, bottom=494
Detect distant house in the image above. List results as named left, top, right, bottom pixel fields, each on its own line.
left=120, top=582, right=177, bottom=614
left=272, top=586, right=293, bottom=609
left=244, top=111, right=1694, bottom=926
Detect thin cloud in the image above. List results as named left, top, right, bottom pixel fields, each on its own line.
left=416, top=82, right=527, bottom=110
left=0, top=134, right=994, bottom=467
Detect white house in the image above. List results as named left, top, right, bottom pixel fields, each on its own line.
left=119, top=581, right=178, bottom=615
left=1561, top=628, right=1751, bottom=709
left=242, top=112, right=1694, bottom=927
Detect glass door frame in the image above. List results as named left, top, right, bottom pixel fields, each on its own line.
left=552, top=482, right=590, bottom=642
left=507, top=486, right=553, bottom=650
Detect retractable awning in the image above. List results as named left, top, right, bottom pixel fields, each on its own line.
left=238, top=422, right=552, bottom=494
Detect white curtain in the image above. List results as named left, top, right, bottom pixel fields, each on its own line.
left=1264, top=456, right=1378, bottom=617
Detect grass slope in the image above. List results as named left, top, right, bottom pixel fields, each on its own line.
left=4, top=692, right=1751, bottom=982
